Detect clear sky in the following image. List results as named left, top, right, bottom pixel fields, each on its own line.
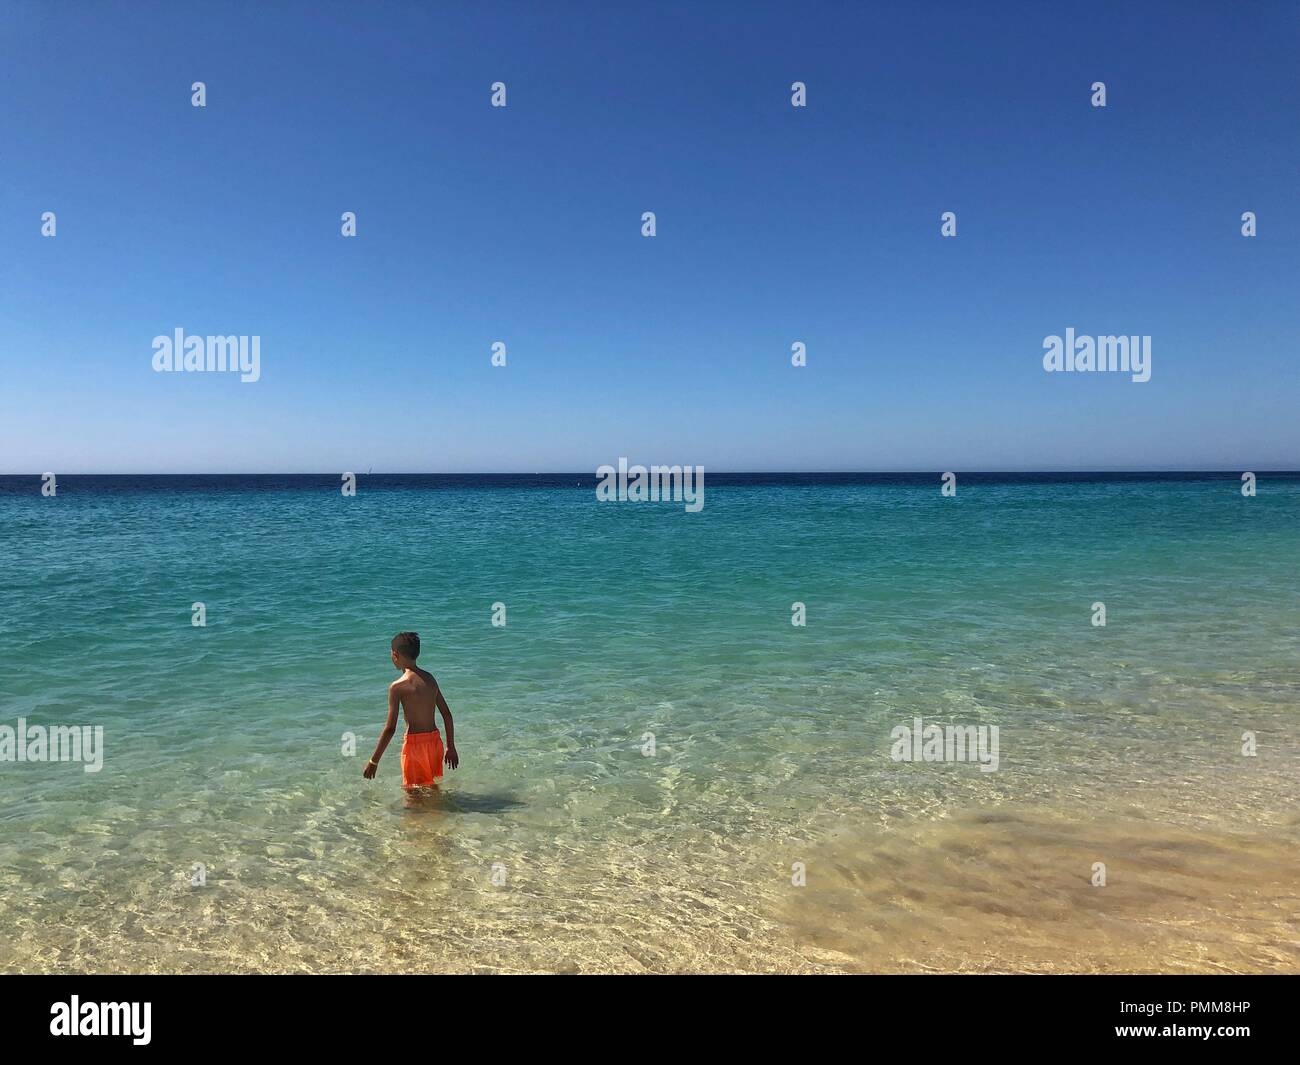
left=2, top=0, right=1297, bottom=472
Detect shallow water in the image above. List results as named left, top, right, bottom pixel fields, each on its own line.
left=0, top=474, right=1296, bottom=973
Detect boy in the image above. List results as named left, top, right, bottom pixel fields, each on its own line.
left=363, top=632, right=459, bottom=789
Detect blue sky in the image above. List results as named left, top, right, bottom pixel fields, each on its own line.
left=2, top=0, right=1297, bottom=472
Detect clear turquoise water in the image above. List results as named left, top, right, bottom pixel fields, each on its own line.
left=1, top=474, right=1297, bottom=972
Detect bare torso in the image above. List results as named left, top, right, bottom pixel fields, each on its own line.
left=392, top=666, right=441, bottom=733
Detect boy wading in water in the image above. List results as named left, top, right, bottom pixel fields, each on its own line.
left=364, top=632, right=459, bottom=790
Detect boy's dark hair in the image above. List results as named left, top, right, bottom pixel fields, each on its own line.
left=391, top=631, right=420, bottom=660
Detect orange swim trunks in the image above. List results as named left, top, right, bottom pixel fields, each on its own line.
left=401, top=729, right=445, bottom=789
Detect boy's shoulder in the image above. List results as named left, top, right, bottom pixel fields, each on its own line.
left=390, top=668, right=436, bottom=689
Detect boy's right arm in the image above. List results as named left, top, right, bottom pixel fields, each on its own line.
left=435, top=682, right=459, bottom=770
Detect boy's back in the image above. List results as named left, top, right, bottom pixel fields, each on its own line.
left=392, top=666, right=440, bottom=733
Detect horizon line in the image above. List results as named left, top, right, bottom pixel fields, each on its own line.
left=4, top=469, right=1298, bottom=477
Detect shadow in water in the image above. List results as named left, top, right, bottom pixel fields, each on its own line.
left=403, top=789, right=526, bottom=815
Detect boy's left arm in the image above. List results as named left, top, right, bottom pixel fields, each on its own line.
left=363, top=685, right=401, bottom=779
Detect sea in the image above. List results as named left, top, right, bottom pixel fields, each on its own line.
left=1, top=473, right=1296, bottom=973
